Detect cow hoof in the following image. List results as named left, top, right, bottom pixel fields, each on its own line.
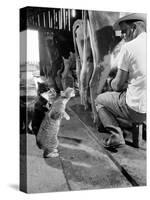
left=93, top=114, right=100, bottom=127
left=84, top=104, right=88, bottom=111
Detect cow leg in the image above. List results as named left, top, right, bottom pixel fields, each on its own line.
left=75, top=36, right=84, bottom=98
left=49, top=70, right=61, bottom=93
left=89, top=61, right=111, bottom=124
left=80, top=59, right=93, bottom=110
left=73, top=20, right=83, bottom=92
left=76, top=57, right=82, bottom=91
left=89, top=69, right=100, bottom=124
left=61, top=57, right=70, bottom=90
left=80, top=12, right=92, bottom=110
left=87, top=17, right=99, bottom=123
left=73, top=19, right=91, bottom=108
left=88, top=12, right=112, bottom=124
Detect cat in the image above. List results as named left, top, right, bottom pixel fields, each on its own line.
left=31, top=83, right=57, bottom=136
left=61, top=56, right=75, bottom=90
left=37, top=82, right=50, bottom=96
left=20, top=79, right=57, bottom=134
left=36, top=87, right=75, bottom=158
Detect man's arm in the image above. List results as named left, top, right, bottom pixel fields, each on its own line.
left=111, top=69, right=128, bottom=92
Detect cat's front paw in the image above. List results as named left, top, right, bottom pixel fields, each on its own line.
left=63, top=112, right=70, bottom=120
left=66, top=115, right=70, bottom=120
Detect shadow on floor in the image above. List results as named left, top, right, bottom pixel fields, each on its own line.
left=44, top=137, right=127, bottom=188
left=9, top=184, right=19, bottom=191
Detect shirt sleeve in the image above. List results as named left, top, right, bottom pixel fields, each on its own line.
left=117, top=45, right=130, bottom=72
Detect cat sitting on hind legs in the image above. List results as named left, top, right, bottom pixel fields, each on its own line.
left=36, top=87, right=75, bottom=158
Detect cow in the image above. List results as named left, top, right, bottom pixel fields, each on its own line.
left=38, top=29, right=75, bottom=93
left=39, top=30, right=63, bottom=93
left=73, top=19, right=93, bottom=109
left=61, top=52, right=76, bottom=90
left=73, top=11, right=122, bottom=124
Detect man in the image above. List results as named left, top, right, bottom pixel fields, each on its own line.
left=95, top=14, right=146, bottom=148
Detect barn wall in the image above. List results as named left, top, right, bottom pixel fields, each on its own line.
left=20, top=7, right=82, bottom=32
left=20, top=30, right=27, bottom=65
left=20, top=7, right=80, bottom=77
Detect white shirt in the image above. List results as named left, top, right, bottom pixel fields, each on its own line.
left=117, top=32, right=147, bottom=113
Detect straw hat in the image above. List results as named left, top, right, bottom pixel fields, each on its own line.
left=113, top=13, right=147, bottom=30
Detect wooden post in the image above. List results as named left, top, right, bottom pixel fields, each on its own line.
left=54, top=10, right=56, bottom=29
left=58, top=10, right=61, bottom=29
left=63, top=9, right=66, bottom=29
left=48, top=11, right=51, bottom=28
left=43, top=12, right=46, bottom=28
left=132, top=124, right=143, bottom=148
left=32, top=16, right=34, bottom=26
left=50, top=9, right=53, bottom=28
left=56, top=10, right=58, bottom=29
left=45, top=11, right=49, bottom=28
left=53, top=9, right=55, bottom=29
left=61, top=9, right=63, bottom=29
left=34, top=16, right=36, bottom=26
left=39, top=14, right=43, bottom=28
left=68, top=9, right=71, bottom=31
left=57, top=10, right=59, bottom=29
left=65, top=10, right=67, bottom=30
left=37, top=14, right=40, bottom=27
left=82, top=10, right=84, bottom=20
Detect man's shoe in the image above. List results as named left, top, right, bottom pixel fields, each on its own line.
left=44, top=149, right=59, bottom=158
left=103, top=133, right=125, bottom=148
left=44, top=151, right=59, bottom=158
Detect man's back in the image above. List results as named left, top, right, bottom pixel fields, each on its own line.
left=126, top=32, right=146, bottom=75
left=118, top=32, right=147, bottom=113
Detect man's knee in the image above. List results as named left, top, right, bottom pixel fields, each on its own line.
left=95, top=92, right=110, bottom=106
left=95, top=93, right=107, bottom=112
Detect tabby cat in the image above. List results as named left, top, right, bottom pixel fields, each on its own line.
left=36, top=87, right=75, bottom=158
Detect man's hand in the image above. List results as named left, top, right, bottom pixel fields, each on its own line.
left=111, top=69, right=128, bottom=92
left=106, top=77, right=114, bottom=91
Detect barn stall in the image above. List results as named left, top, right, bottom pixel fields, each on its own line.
left=20, top=7, right=146, bottom=193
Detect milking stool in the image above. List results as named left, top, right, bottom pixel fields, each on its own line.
left=117, top=118, right=146, bottom=148
left=131, top=122, right=146, bottom=148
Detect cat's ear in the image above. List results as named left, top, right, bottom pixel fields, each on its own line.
left=41, top=91, right=49, bottom=101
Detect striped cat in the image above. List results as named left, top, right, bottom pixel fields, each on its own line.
left=36, top=87, right=75, bottom=158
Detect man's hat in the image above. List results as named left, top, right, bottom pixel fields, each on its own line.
left=113, top=13, right=147, bottom=30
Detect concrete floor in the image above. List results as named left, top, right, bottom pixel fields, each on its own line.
left=70, top=98, right=146, bottom=186
left=20, top=97, right=146, bottom=193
